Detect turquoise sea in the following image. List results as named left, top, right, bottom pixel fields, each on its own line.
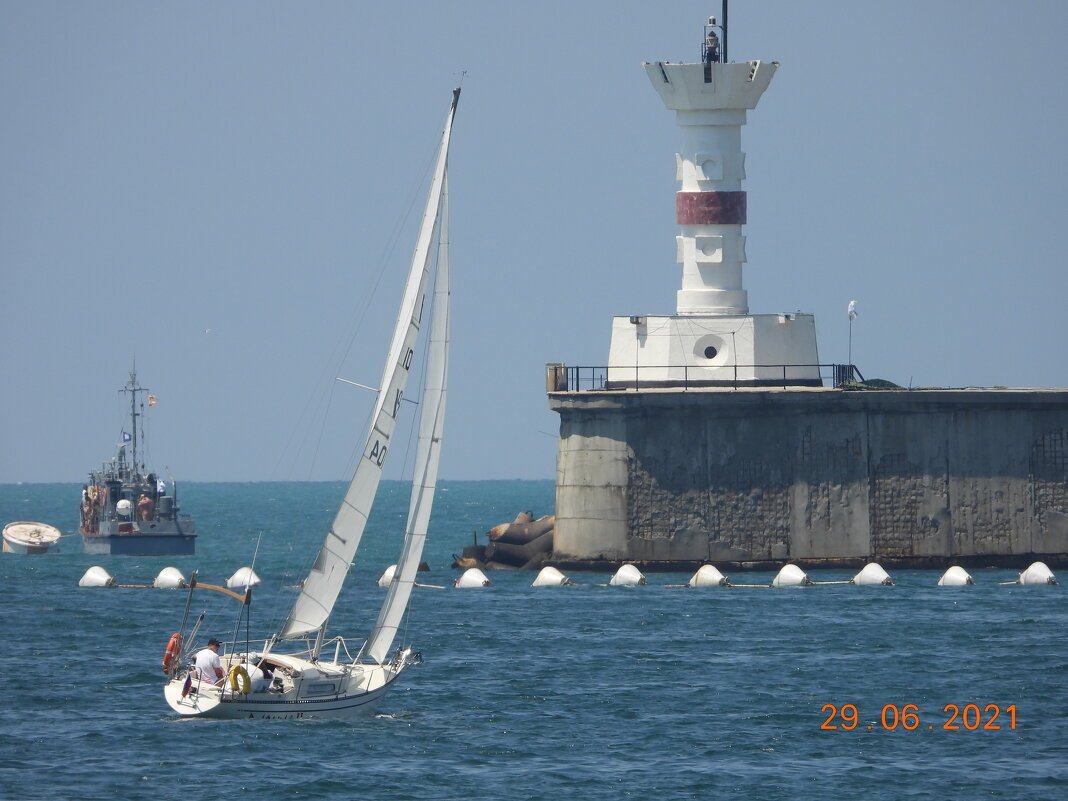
left=1, top=480, right=1066, bottom=800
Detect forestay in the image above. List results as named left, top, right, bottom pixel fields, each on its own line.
left=279, top=89, right=461, bottom=641
left=363, top=173, right=450, bottom=664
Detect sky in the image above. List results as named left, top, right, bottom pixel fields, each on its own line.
left=2, top=1, right=1066, bottom=484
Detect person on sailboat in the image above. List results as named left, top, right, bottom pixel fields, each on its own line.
left=248, top=659, right=275, bottom=692
left=193, top=638, right=225, bottom=685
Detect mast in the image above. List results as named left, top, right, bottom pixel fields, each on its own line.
left=277, top=87, right=461, bottom=644
left=120, top=368, right=146, bottom=475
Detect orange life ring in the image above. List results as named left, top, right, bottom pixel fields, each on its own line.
left=162, top=632, right=182, bottom=674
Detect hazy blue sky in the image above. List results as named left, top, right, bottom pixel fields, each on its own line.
left=2, top=1, right=1066, bottom=484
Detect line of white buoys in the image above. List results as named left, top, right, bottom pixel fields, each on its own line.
left=225, top=566, right=261, bottom=590
left=609, top=564, right=647, bottom=586
left=688, top=564, right=728, bottom=587
left=1017, top=561, right=1058, bottom=585
left=78, top=565, right=116, bottom=587
left=772, top=564, right=813, bottom=587
left=454, top=567, right=491, bottom=588
left=377, top=564, right=397, bottom=587
left=852, top=562, right=894, bottom=586
left=937, top=566, right=975, bottom=586
left=531, top=566, right=575, bottom=587
left=153, top=567, right=187, bottom=589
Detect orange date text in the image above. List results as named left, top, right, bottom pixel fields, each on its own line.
left=820, top=703, right=1017, bottom=731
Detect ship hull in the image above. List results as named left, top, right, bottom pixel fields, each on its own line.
left=164, top=660, right=403, bottom=720
left=82, top=533, right=196, bottom=556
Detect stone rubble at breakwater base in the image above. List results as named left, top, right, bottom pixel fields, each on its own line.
left=452, top=511, right=555, bottom=571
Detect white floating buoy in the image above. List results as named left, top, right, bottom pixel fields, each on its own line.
left=153, top=567, right=187, bottom=589
left=688, top=564, right=728, bottom=587
left=609, top=564, right=646, bottom=586
left=377, top=564, right=397, bottom=587
left=852, top=562, right=893, bottom=586
left=225, top=566, right=261, bottom=589
left=116, top=499, right=133, bottom=517
left=1017, top=561, right=1058, bottom=585
left=937, top=566, right=975, bottom=586
left=78, top=565, right=115, bottom=588
left=454, top=567, right=491, bottom=588
left=771, top=564, right=812, bottom=587
left=531, top=566, right=573, bottom=587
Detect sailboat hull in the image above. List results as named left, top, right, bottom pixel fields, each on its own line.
left=164, top=659, right=406, bottom=720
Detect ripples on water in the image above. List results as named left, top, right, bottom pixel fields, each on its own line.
left=1, top=481, right=1065, bottom=800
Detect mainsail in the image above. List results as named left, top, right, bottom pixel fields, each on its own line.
left=279, top=88, right=460, bottom=641
left=363, top=172, right=450, bottom=664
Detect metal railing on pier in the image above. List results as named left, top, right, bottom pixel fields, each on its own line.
left=546, top=363, right=865, bottom=392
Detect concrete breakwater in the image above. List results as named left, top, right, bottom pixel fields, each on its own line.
left=547, top=386, right=1068, bottom=571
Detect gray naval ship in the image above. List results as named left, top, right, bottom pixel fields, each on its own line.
left=79, top=370, right=196, bottom=555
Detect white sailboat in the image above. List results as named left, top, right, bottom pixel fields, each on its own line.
left=162, top=88, right=460, bottom=720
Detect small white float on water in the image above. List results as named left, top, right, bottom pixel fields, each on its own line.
left=225, top=566, right=261, bottom=589
left=609, top=564, right=646, bottom=586
left=78, top=565, right=115, bottom=588
left=1017, top=561, right=1058, bottom=585
left=531, top=566, right=574, bottom=587
left=851, top=562, right=893, bottom=586
left=937, top=566, right=974, bottom=586
left=153, top=567, right=187, bottom=589
left=377, top=564, right=397, bottom=587
left=688, top=564, right=728, bottom=587
left=454, top=567, right=491, bottom=588
left=771, top=564, right=812, bottom=587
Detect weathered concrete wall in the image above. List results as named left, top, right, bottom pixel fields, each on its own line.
left=547, top=387, right=1068, bottom=569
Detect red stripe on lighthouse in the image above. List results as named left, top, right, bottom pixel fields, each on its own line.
left=676, top=191, right=747, bottom=225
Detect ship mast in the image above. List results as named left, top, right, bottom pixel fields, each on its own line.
left=119, top=368, right=146, bottom=476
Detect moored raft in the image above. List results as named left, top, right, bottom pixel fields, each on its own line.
left=3, top=521, right=61, bottom=554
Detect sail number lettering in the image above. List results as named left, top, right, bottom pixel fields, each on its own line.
left=368, top=440, right=387, bottom=467
left=393, top=389, right=403, bottom=417
left=402, top=348, right=414, bottom=371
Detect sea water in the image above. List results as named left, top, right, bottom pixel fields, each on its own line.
left=0, top=481, right=1065, bottom=800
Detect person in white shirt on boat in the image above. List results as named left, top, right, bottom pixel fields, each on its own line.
left=193, top=638, right=225, bottom=685
left=248, top=659, right=275, bottom=692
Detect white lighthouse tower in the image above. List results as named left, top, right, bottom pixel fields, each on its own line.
left=606, top=19, right=820, bottom=387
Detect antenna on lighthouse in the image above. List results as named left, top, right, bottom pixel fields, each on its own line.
left=723, top=0, right=728, bottom=63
